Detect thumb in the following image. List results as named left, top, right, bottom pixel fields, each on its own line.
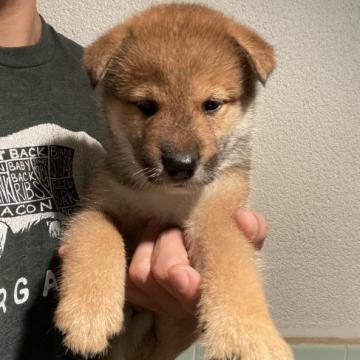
left=168, top=264, right=201, bottom=315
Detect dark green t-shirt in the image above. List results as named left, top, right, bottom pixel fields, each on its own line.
left=0, top=18, right=105, bottom=360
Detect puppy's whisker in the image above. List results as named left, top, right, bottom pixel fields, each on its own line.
left=132, top=167, right=148, bottom=177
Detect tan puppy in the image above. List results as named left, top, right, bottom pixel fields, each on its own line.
left=55, top=4, right=293, bottom=360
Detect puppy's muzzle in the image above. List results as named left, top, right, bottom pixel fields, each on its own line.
left=161, top=149, right=199, bottom=182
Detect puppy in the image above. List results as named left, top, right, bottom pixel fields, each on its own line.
left=55, top=4, right=293, bottom=360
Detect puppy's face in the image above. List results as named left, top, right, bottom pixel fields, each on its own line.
left=85, top=5, right=275, bottom=190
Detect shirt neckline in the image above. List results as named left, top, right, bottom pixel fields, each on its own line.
left=0, top=16, right=56, bottom=68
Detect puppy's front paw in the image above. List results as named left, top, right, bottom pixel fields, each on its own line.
left=55, top=292, right=124, bottom=357
left=203, top=322, right=293, bottom=360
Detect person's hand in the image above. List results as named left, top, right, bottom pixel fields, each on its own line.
left=58, top=209, right=267, bottom=316
left=126, top=209, right=267, bottom=318
left=125, top=209, right=267, bottom=358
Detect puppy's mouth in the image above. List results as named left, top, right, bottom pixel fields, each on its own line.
left=146, top=170, right=213, bottom=189
left=137, top=154, right=218, bottom=189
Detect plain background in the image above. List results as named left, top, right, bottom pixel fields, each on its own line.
left=38, top=0, right=360, bottom=338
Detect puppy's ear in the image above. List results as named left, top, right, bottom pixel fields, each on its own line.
left=227, top=21, right=276, bottom=85
left=83, top=24, right=128, bottom=87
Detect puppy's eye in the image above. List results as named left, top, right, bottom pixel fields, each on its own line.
left=136, top=100, right=158, bottom=117
left=202, top=100, right=223, bottom=114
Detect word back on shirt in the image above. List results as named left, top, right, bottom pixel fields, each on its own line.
left=0, top=145, right=79, bottom=217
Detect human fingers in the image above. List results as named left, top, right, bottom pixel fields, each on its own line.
left=127, top=223, right=188, bottom=318
left=58, top=244, right=68, bottom=258
left=167, top=264, right=201, bottom=315
left=233, top=209, right=268, bottom=250
left=125, top=277, right=159, bottom=311
left=151, top=228, right=201, bottom=315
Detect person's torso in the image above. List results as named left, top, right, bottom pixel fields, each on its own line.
left=0, top=18, right=105, bottom=360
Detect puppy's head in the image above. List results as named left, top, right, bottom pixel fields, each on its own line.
left=84, top=4, right=275, bottom=190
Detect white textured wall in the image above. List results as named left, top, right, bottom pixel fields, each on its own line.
left=38, top=0, right=360, bottom=338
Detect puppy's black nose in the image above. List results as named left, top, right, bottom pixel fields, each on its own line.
left=162, top=151, right=198, bottom=181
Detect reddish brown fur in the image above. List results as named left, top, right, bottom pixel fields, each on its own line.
left=56, top=4, right=291, bottom=360
left=96, top=5, right=264, bottom=187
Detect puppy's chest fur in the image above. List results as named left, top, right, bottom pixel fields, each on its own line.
left=91, top=172, right=205, bottom=242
